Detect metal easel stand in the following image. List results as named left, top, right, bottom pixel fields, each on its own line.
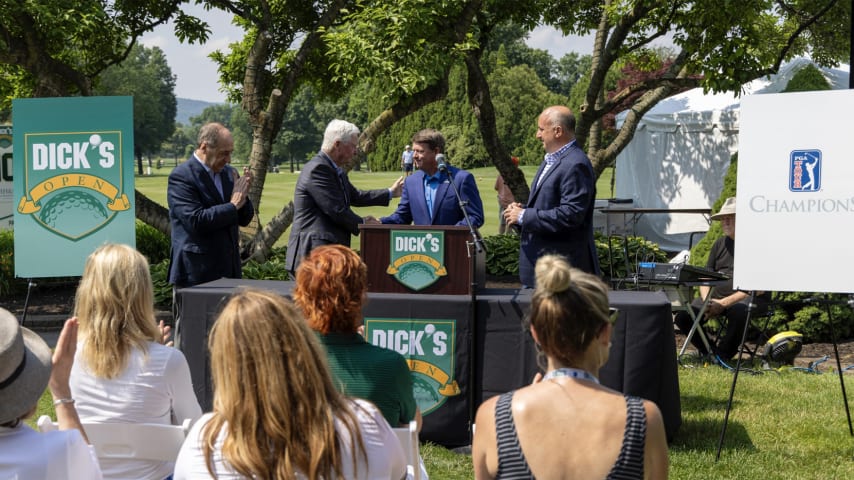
left=716, top=293, right=854, bottom=461
left=18, top=279, right=37, bottom=327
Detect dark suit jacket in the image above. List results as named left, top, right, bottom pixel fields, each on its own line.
left=286, top=152, right=391, bottom=272
left=519, top=143, right=600, bottom=286
left=167, top=156, right=255, bottom=287
left=380, top=166, right=484, bottom=227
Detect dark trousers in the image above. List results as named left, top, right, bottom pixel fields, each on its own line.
left=674, top=298, right=754, bottom=359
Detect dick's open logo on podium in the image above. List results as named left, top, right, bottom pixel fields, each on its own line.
left=789, top=149, right=821, bottom=192
left=17, top=131, right=130, bottom=240
left=387, top=230, right=447, bottom=291
left=366, top=318, right=460, bottom=415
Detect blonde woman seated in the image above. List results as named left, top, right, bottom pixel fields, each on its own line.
left=293, top=244, right=421, bottom=431
left=69, top=244, right=202, bottom=480
left=173, top=289, right=406, bottom=479
left=473, top=255, right=668, bottom=480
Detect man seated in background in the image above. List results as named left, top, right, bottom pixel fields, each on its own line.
left=674, top=197, right=770, bottom=360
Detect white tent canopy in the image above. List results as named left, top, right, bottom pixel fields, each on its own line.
left=612, top=58, right=849, bottom=251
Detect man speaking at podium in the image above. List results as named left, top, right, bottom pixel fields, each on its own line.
left=380, top=128, right=484, bottom=227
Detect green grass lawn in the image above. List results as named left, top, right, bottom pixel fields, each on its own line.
left=135, top=163, right=615, bottom=253
left=32, top=363, right=854, bottom=478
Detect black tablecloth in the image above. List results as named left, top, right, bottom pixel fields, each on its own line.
left=179, top=280, right=681, bottom=444
left=475, top=289, right=681, bottom=440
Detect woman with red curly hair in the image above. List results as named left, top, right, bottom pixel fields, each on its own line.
left=293, top=245, right=421, bottom=430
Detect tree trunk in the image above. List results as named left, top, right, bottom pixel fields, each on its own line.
left=135, top=189, right=170, bottom=237
left=242, top=202, right=294, bottom=263
left=464, top=48, right=527, bottom=204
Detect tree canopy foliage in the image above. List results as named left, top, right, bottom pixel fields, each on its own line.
left=541, top=0, right=850, bottom=177
left=95, top=44, right=178, bottom=174
left=0, top=0, right=849, bottom=261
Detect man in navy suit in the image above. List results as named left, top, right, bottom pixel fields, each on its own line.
left=380, top=129, right=484, bottom=228
left=285, top=119, right=404, bottom=273
left=167, top=122, right=254, bottom=289
left=504, top=106, right=600, bottom=287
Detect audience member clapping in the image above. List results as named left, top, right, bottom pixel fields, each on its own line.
left=0, top=311, right=102, bottom=479
left=69, top=243, right=201, bottom=480
left=173, top=288, right=406, bottom=479
left=293, top=244, right=422, bottom=431
left=472, top=254, right=669, bottom=479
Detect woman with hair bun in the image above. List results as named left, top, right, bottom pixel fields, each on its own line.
left=472, top=254, right=668, bottom=479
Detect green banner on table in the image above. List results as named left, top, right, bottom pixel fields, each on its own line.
left=0, top=125, right=12, bottom=230
left=12, top=96, right=135, bottom=277
left=365, top=317, right=460, bottom=415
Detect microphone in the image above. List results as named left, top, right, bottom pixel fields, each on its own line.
left=436, top=154, right=448, bottom=172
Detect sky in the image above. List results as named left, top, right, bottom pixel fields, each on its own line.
left=140, top=6, right=595, bottom=103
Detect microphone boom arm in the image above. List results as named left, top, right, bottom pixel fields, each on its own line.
left=441, top=164, right=485, bottom=253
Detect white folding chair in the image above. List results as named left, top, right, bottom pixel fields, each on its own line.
left=38, top=415, right=191, bottom=463
left=393, top=420, right=427, bottom=480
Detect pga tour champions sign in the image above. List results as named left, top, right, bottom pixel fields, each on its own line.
left=736, top=89, right=854, bottom=293
left=12, top=96, right=135, bottom=278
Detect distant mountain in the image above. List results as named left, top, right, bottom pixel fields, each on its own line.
left=176, top=98, right=221, bottom=125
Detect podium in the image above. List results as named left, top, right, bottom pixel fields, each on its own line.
left=359, top=224, right=485, bottom=295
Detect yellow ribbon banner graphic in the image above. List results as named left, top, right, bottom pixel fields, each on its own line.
left=17, top=173, right=130, bottom=214
left=386, top=254, right=449, bottom=276
left=408, top=359, right=460, bottom=397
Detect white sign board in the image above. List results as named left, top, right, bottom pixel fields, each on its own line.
left=736, top=89, right=854, bottom=293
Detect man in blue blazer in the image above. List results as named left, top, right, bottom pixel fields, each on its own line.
left=504, top=106, right=600, bottom=287
left=167, top=122, right=254, bottom=289
left=381, top=129, right=484, bottom=228
left=286, top=119, right=404, bottom=273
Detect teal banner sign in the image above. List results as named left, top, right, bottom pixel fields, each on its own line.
left=12, top=97, right=135, bottom=277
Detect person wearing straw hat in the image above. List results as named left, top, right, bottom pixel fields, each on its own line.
left=0, top=311, right=102, bottom=479
left=674, top=197, right=770, bottom=360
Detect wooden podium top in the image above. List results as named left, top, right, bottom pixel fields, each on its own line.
left=359, top=224, right=484, bottom=295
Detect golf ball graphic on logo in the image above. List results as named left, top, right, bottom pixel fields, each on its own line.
left=39, top=190, right=110, bottom=236
left=18, top=131, right=129, bottom=241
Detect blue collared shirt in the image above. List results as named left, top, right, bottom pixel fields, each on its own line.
left=424, top=172, right=442, bottom=220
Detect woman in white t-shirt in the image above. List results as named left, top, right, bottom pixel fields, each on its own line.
left=69, top=243, right=202, bottom=480
left=174, top=289, right=406, bottom=480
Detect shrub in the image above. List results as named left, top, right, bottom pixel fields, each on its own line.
left=483, top=234, right=520, bottom=276
left=149, top=258, right=172, bottom=309
left=596, top=232, right=669, bottom=280
left=242, top=246, right=291, bottom=281
left=0, top=230, right=26, bottom=297
left=136, top=220, right=170, bottom=265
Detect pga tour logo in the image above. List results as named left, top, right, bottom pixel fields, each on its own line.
left=789, top=150, right=821, bottom=192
